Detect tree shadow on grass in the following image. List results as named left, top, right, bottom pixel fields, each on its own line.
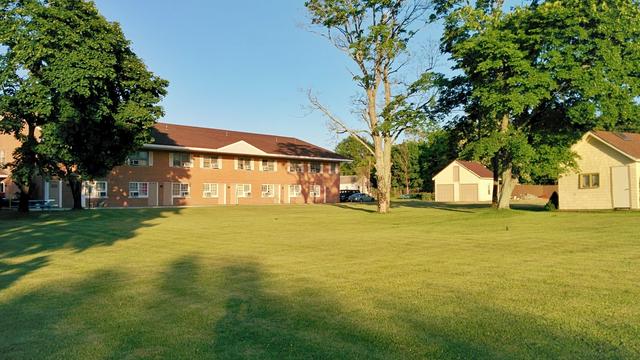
left=392, top=200, right=547, bottom=213
left=330, top=203, right=378, bottom=213
left=0, top=208, right=182, bottom=292
left=1, top=256, right=635, bottom=358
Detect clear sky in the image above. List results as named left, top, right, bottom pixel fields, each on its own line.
left=92, top=0, right=450, bottom=150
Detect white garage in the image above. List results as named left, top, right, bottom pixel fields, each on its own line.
left=433, top=160, right=494, bottom=202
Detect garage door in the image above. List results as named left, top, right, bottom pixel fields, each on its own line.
left=460, top=184, right=478, bottom=202
left=436, top=184, right=454, bottom=202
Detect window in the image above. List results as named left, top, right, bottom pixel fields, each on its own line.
left=201, top=155, right=220, bottom=169
left=237, top=184, right=251, bottom=198
left=84, top=181, right=108, bottom=198
left=0, top=150, right=5, bottom=166
left=237, top=157, right=253, bottom=170
left=261, top=159, right=275, bottom=172
left=310, top=185, right=321, bottom=198
left=85, top=181, right=107, bottom=198
left=579, top=173, right=600, bottom=189
left=203, top=183, right=218, bottom=198
left=129, top=182, right=149, bottom=198
left=329, top=162, right=338, bottom=174
left=127, top=151, right=150, bottom=166
left=0, top=182, right=4, bottom=193
left=261, top=184, right=274, bottom=198
left=310, top=162, right=322, bottom=174
left=289, top=184, right=302, bottom=197
left=289, top=161, right=304, bottom=172
left=172, top=183, right=190, bottom=197
left=171, top=152, right=192, bottom=168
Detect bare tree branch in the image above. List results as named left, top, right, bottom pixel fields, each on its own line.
left=308, top=90, right=376, bottom=156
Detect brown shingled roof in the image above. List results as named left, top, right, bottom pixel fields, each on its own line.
left=457, top=160, right=493, bottom=179
left=591, top=131, right=640, bottom=160
left=149, top=123, right=349, bottom=161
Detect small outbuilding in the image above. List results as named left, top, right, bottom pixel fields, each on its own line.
left=432, top=160, right=494, bottom=202
left=558, top=131, right=640, bottom=210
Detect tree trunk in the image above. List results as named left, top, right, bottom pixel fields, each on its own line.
left=68, top=177, right=83, bottom=210
left=18, top=185, right=30, bottom=213
left=497, top=166, right=517, bottom=209
left=491, top=156, right=500, bottom=207
left=495, top=113, right=513, bottom=209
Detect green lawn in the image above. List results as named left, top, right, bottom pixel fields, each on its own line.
left=0, top=202, right=639, bottom=359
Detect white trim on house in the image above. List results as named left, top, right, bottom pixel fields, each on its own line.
left=289, top=184, right=302, bottom=198
left=310, top=184, right=321, bottom=198
left=129, top=182, right=149, bottom=199
left=236, top=184, right=251, bottom=198
left=202, top=183, right=219, bottom=198
left=143, top=144, right=351, bottom=162
left=216, top=141, right=267, bottom=156
left=171, top=182, right=191, bottom=198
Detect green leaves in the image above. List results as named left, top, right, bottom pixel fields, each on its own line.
left=0, top=0, right=168, bottom=205
left=441, top=0, right=640, bottom=191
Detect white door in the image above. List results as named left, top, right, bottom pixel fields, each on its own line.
left=611, top=166, right=631, bottom=208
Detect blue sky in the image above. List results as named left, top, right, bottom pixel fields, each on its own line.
left=93, top=0, right=450, bottom=150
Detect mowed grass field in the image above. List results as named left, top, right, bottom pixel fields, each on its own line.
left=0, top=202, right=639, bottom=359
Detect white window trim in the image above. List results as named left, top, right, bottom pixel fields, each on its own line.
left=236, top=184, right=252, bottom=198
left=172, top=182, right=191, bottom=198
left=84, top=181, right=109, bottom=198
left=310, top=184, right=321, bottom=198
left=203, top=183, right=219, bottom=198
left=126, top=151, right=153, bottom=167
left=128, top=182, right=149, bottom=199
left=289, top=184, right=302, bottom=197
left=170, top=152, right=193, bottom=168
left=260, top=159, right=277, bottom=172
left=261, top=184, right=275, bottom=198
left=235, top=157, right=253, bottom=171
left=200, top=155, right=221, bottom=170
left=288, top=161, right=304, bottom=173
left=309, top=162, right=322, bottom=174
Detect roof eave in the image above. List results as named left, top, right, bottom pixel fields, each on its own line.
left=143, top=143, right=351, bottom=162
left=587, top=132, right=639, bottom=162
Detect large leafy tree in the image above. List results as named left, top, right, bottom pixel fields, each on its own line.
left=0, top=0, right=168, bottom=211
left=306, top=0, right=438, bottom=213
left=335, top=136, right=374, bottom=178
left=436, top=0, right=640, bottom=208
left=391, top=140, right=422, bottom=194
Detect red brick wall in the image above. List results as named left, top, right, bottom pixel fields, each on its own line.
left=91, top=150, right=341, bottom=207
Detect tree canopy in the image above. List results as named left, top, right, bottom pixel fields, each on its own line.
left=306, top=0, right=438, bottom=213
left=0, top=0, right=167, bottom=210
left=437, top=0, right=640, bottom=208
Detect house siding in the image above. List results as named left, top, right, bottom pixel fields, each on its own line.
left=558, top=136, right=639, bottom=210
left=433, top=161, right=493, bottom=202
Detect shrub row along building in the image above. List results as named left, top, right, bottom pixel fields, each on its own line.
left=0, top=123, right=350, bottom=208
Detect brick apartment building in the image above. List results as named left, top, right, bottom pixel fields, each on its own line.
left=0, top=123, right=349, bottom=208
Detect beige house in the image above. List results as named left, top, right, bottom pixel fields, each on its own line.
left=433, top=160, right=494, bottom=202
left=559, top=131, right=640, bottom=210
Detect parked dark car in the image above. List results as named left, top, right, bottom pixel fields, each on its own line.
left=347, top=193, right=375, bottom=203
left=340, top=190, right=359, bottom=202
